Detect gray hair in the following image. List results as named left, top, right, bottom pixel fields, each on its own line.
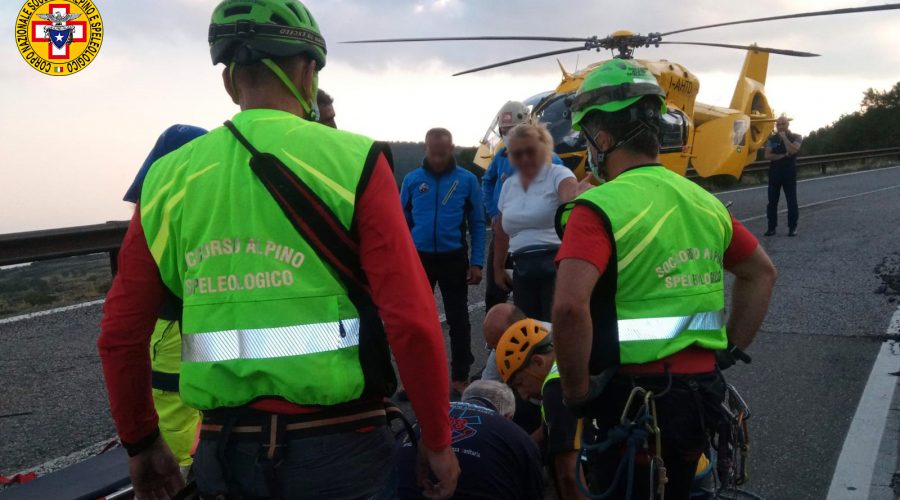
left=462, top=380, right=516, bottom=418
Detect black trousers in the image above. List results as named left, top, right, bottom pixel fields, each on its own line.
left=484, top=234, right=511, bottom=312
left=585, top=372, right=726, bottom=500
left=419, top=250, right=474, bottom=382
left=511, top=250, right=557, bottom=323
left=767, top=165, right=799, bottom=230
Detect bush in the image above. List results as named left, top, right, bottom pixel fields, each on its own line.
left=23, top=291, right=54, bottom=306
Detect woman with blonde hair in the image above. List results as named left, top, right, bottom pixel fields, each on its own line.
left=493, top=121, right=591, bottom=320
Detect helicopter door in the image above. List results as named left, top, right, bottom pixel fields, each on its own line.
left=691, top=113, right=753, bottom=178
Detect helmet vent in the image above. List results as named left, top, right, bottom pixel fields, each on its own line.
left=287, top=3, right=308, bottom=23
left=519, top=341, right=531, bottom=353
left=223, top=5, right=252, bottom=17
left=270, top=13, right=289, bottom=25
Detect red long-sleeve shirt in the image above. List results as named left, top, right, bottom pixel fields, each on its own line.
left=97, top=154, right=451, bottom=451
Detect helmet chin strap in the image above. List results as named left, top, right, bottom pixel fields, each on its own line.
left=260, top=58, right=319, bottom=122
left=585, top=121, right=653, bottom=180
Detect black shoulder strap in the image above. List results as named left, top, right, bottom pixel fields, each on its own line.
left=223, top=120, right=370, bottom=295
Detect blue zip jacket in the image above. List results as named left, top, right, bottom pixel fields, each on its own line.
left=124, top=124, right=208, bottom=203
left=482, top=147, right=563, bottom=220
left=400, top=161, right=486, bottom=267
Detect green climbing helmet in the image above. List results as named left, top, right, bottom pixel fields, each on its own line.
left=570, top=59, right=666, bottom=131
left=208, top=0, right=326, bottom=68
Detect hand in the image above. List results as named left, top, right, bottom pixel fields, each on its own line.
left=575, top=176, right=594, bottom=196
left=417, top=445, right=460, bottom=499
left=466, top=265, right=482, bottom=285
left=128, top=435, right=185, bottom=500
left=716, top=344, right=752, bottom=370
left=493, top=268, right=513, bottom=292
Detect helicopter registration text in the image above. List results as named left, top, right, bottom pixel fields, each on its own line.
left=667, top=77, right=694, bottom=95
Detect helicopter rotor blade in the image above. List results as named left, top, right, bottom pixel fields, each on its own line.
left=343, top=35, right=592, bottom=44
left=661, top=3, right=900, bottom=37
left=658, top=41, right=819, bottom=57
left=452, top=45, right=590, bottom=76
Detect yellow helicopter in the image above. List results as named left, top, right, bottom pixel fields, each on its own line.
left=347, top=3, right=900, bottom=179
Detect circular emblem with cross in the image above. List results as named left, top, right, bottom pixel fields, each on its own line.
left=14, top=0, right=103, bottom=76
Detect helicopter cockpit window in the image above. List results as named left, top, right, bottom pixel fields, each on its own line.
left=732, top=118, right=749, bottom=146
left=481, top=91, right=555, bottom=154
left=534, top=92, right=584, bottom=171
left=535, top=92, right=579, bottom=145
left=659, top=109, right=689, bottom=153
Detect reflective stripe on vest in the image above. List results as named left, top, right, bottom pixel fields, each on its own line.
left=617, top=310, right=724, bottom=342
left=183, top=318, right=360, bottom=363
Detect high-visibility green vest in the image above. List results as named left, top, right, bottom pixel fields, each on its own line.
left=540, top=361, right=560, bottom=423
left=149, top=319, right=200, bottom=466
left=140, top=108, right=388, bottom=410
left=557, top=166, right=731, bottom=367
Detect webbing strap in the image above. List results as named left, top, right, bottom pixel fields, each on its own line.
left=151, top=371, right=179, bottom=392
left=208, top=22, right=326, bottom=50
left=223, top=120, right=369, bottom=296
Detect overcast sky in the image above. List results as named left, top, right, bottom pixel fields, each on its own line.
left=1, top=0, right=898, bottom=232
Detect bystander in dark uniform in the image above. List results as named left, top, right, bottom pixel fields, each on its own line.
left=764, top=115, right=802, bottom=237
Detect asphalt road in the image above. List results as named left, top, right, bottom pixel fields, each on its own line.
left=1, top=165, right=900, bottom=499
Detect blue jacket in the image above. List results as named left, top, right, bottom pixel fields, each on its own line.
left=124, top=124, right=208, bottom=203
left=400, top=161, right=486, bottom=267
left=482, top=147, right=563, bottom=220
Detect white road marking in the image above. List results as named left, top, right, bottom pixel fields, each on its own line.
left=741, top=184, right=900, bottom=222
left=715, top=164, right=900, bottom=196
left=826, top=306, right=900, bottom=499
left=13, top=437, right=119, bottom=478
left=438, top=300, right=486, bottom=324
left=0, top=299, right=105, bottom=325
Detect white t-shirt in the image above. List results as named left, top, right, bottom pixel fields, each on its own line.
left=498, top=164, right=576, bottom=254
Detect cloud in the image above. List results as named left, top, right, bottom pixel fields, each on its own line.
left=1, top=0, right=899, bottom=232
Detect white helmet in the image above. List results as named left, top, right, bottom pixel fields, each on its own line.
left=497, top=101, right=529, bottom=131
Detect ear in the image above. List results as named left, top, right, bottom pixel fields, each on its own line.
left=223, top=66, right=239, bottom=105
left=595, top=129, right=614, bottom=151
left=532, top=354, right=547, bottom=370
left=298, top=58, right=317, bottom=101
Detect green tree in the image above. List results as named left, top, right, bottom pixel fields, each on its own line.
left=803, top=82, right=900, bottom=155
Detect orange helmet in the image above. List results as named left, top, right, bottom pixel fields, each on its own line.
left=495, top=319, right=552, bottom=383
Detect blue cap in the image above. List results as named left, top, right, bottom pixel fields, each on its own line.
left=123, top=125, right=207, bottom=203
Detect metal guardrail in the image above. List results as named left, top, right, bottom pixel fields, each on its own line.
left=687, top=146, right=900, bottom=178
left=1, top=147, right=897, bottom=271
left=0, top=221, right=129, bottom=272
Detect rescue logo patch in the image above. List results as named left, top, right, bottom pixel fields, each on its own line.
left=15, top=0, right=103, bottom=76
left=449, top=407, right=483, bottom=444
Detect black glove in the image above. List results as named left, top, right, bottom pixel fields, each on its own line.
left=563, top=366, right=618, bottom=418
left=716, top=344, right=752, bottom=370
